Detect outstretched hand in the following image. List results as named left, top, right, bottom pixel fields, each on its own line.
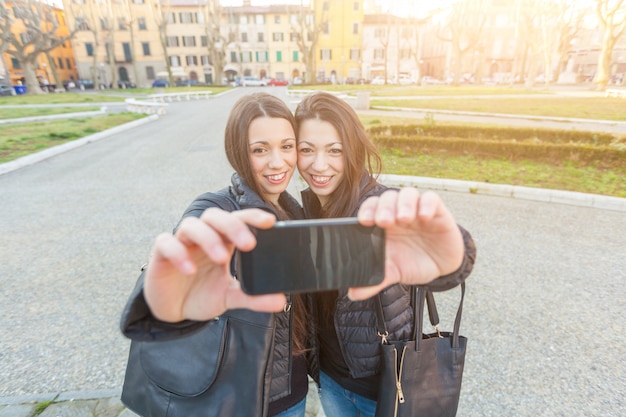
left=349, top=188, right=465, bottom=300
left=143, top=208, right=287, bottom=322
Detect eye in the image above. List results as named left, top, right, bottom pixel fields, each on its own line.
left=282, top=143, right=294, bottom=150
left=329, top=148, right=343, bottom=155
left=250, top=147, right=267, bottom=154
left=298, top=146, right=313, bottom=154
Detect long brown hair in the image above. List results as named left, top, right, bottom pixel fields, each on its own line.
left=224, top=92, right=308, bottom=354
left=294, top=92, right=382, bottom=218
left=224, top=92, right=297, bottom=199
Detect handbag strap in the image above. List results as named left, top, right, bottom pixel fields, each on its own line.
left=376, top=283, right=466, bottom=352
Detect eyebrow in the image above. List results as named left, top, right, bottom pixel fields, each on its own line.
left=249, top=137, right=296, bottom=146
left=297, top=140, right=342, bottom=147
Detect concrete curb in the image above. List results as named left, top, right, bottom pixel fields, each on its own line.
left=0, top=389, right=122, bottom=406
left=379, top=174, right=626, bottom=212
left=0, top=114, right=158, bottom=176
left=0, top=108, right=108, bottom=126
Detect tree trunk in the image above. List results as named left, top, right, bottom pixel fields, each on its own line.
left=23, top=62, right=45, bottom=94
left=593, top=31, right=613, bottom=90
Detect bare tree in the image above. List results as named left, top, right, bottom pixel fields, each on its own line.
left=289, top=0, right=326, bottom=84
left=437, top=0, right=487, bottom=86
left=199, top=0, right=227, bottom=85
left=150, top=0, right=173, bottom=86
left=593, top=0, right=626, bottom=89
left=1, top=0, right=77, bottom=94
left=0, top=0, right=12, bottom=56
left=67, top=0, right=102, bottom=85
left=378, top=13, right=393, bottom=84
left=121, top=0, right=140, bottom=87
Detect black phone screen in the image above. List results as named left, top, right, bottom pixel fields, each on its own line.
left=236, top=218, right=385, bottom=295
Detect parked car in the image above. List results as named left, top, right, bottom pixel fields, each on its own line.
left=292, top=77, right=303, bottom=85
left=268, top=78, right=289, bottom=86
left=77, top=79, right=95, bottom=89
left=371, top=76, right=387, bottom=85
left=152, top=79, right=170, bottom=87
left=422, top=76, right=443, bottom=85
left=0, top=84, right=15, bottom=96
left=398, top=75, right=415, bottom=85
left=241, top=76, right=267, bottom=87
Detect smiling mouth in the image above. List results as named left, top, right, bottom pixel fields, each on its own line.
left=267, top=172, right=287, bottom=183
left=311, top=175, right=332, bottom=185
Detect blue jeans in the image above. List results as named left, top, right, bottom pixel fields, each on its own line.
left=319, top=371, right=377, bottom=417
left=273, top=397, right=306, bottom=417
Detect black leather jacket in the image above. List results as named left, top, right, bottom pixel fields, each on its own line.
left=302, top=177, right=476, bottom=385
left=120, top=173, right=305, bottom=415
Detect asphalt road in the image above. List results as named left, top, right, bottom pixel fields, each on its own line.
left=0, top=88, right=624, bottom=416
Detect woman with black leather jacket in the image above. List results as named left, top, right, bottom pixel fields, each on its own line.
left=120, top=92, right=310, bottom=417
left=294, top=92, right=477, bottom=417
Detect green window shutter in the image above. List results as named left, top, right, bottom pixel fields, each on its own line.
left=277, top=51, right=282, bottom=62
left=293, top=51, right=298, bottom=62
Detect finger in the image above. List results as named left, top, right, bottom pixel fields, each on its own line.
left=346, top=276, right=397, bottom=301
left=373, top=190, right=400, bottom=227
left=396, top=187, right=420, bottom=223
left=357, top=195, right=379, bottom=225
left=200, top=208, right=276, bottom=251
left=417, top=191, right=441, bottom=220
left=150, top=232, right=197, bottom=275
left=225, top=279, right=287, bottom=312
left=176, top=216, right=233, bottom=264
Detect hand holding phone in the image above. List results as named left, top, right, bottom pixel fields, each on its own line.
left=236, top=218, right=385, bottom=295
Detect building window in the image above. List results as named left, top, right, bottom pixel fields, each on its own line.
left=241, top=51, right=252, bottom=63
left=276, top=51, right=282, bottom=62
left=350, top=48, right=359, bottom=61
left=258, top=32, right=264, bottom=42
left=197, top=12, right=205, bottom=24
left=180, top=12, right=194, bottom=24
left=11, top=58, right=21, bottom=69
left=374, top=49, right=385, bottom=60
left=123, top=42, right=132, bottom=61
left=274, top=15, right=281, bottom=24
left=183, top=36, right=196, bottom=47
left=293, top=50, right=298, bottom=62
left=57, top=57, right=64, bottom=69
left=100, top=17, right=109, bottom=30
left=169, top=55, right=180, bottom=66
left=201, top=55, right=210, bottom=65
left=353, top=1, right=359, bottom=11
left=256, top=51, right=268, bottom=62
left=374, top=28, right=385, bottom=38
left=241, top=32, right=248, bottom=42
left=322, top=22, right=329, bottom=35
left=323, top=1, right=329, bottom=11
left=352, top=22, right=358, bottom=35
left=272, top=32, right=283, bottom=42
left=66, top=58, right=72, bottom=69
left=290, top=32, right=299, bottom=42
left=133, top=0, right=144, bottom=3
left=142, top=42, right=151, bottom=56
left=240, top=15, right=248, bottom=24
left=76, top=17, right=90, bottom=30
left=255, top=14, right=264, bottom=24
left=186, top=55, right=198, bottom=65
left=230, top=51, right=238, bottom=62
left=146, top=66, right=155, bottom=79
left=168, top=12, right=176, bottom=24
left=138, top=17, right=147, bottom=30
left=118, top=17, right=128, bottom=30
left=86, top=42, right=94, bottom=57
left=167, top=36, right=179, bottom=47
left=320, top=48, right=332, bottom=61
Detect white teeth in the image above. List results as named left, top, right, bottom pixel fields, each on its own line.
left=312, top=175, right=331, bottom=184
left=268, top=173, right=286, bottom=181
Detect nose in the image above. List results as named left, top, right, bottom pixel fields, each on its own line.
left=268, top=149, right=284, bottom=169
left=311, top=152, right=328, bottom=171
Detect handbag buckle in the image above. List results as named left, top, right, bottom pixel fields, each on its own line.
left=377, top=330, right=389, bottom=345
left=435, top=325, right=442, bottom=338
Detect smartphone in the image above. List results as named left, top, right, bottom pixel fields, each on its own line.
left=236, top=218, right=385, bottom=295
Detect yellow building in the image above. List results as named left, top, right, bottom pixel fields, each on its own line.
left=2, top=2, right=78, bottom=88
left=314, top=0, right=364, bottom=83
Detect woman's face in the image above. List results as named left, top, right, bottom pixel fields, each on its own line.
left=248, top=117, right=297, bottom=204
left=297, top=118, right=345, bottom=207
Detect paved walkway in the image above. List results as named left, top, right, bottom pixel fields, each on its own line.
left=0, top=88, right=624, bottom=417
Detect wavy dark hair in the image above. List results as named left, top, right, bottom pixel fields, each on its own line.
left=294, top=92, right=382, bottom=218
left=224, top=92, right=297, bottom=200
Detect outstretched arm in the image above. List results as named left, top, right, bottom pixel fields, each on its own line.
left=349, top=187, right=468, bottom=300
left=143, top=208, right=287, bottom=322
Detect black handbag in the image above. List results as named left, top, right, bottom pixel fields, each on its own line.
left=121, top=191, right=277, bottom=417
left=374, top=283, right=467, bottom=417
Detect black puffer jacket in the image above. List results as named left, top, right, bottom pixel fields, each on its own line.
left=302, top=178, right=476, bottom=385
left=120, top=173, right=305, bottom=415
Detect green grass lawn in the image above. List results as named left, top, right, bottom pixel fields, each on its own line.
left=0, top=113, right=146, bottom=163
left=372, top=96, right=626, bottom=121
left=290, top=84, right=545, bottom=96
